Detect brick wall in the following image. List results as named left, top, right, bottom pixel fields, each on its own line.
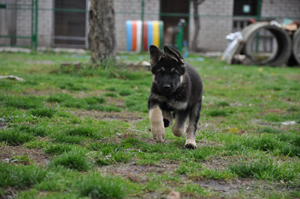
left=16, top=0, right=31, bottom=46
left=14, top=0, right=52, bottom=47
left=261, top=0, right=300, bottom=20
left=0, top=0, right=17, bottom=45
left=37, top=0, right=53, bottom=47
left=189, top=0, right=234, bottom=52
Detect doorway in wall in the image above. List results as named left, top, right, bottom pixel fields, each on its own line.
left=52, top=0, right=88, bottom=48
left=232, top=0, right=257, bottom=32
left=160, top=0, right=190, bottom=46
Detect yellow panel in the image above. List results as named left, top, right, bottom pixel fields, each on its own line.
left=153, top=21, right=159, bottom=47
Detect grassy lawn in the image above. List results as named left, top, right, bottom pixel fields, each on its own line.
left=0, top=50, right=299, bottom=198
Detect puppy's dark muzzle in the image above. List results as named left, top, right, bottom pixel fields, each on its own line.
left=162, top=84, right=172, bottom=95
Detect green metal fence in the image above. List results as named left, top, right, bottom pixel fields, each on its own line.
left=0, top=0, right=38, bottom=49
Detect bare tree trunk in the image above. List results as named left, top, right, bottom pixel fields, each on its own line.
left=88, top=0, right=116, bottom=63
left=191, top=0, right=205, bottom=52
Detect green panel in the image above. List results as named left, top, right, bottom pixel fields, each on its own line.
left=159, top=21, right=163, bottom=49
left=176, top=26, right=183, bottom=52
left=0, top=4, right=6, bottom=9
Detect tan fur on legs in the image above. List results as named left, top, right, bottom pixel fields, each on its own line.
left=172, top=122, right=185, bottom=137
left=185, top=125, right=197, bottom=149
left=184, top=103, right=200, bottom=149
left=172, top=111, right=187, bottom=137
left=149, top=106, right=165, bottom=142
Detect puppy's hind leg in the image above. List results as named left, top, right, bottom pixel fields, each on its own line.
left=185, top=102, right=202, bottom=149
left=172, top=110, right=189, bottom=137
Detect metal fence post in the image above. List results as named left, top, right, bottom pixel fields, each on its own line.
left=35, top=0, right=38, bottom=50
left=31, top=0, right=38, bottom=50
left=141, top=0, right=144, bottom=51
left=255, top=0, right=261, bottom=53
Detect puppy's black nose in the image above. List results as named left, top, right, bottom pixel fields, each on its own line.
left=163, top=84, right=171, bottom=89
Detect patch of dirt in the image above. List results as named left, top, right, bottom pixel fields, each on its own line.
left=284, top=74, right=300, bottom=81
left=0, top=145, right=51, bottom=166
left=25, top=60, right=56, bottom=65
left=106, top=98, right=125, bottom=108
left=1, top=187, right=19, bottom=199
left=0, top=122, right=7, bottom=129
left=21, top=88, right=62, bottom=96
left=250, top=119, right=277, bottom=127
left=191, top=176, right=294, bottom=197
left=259, top=109, right=286, bottom=116
left=197, top=140, right=223, bottom=148
left=71, top=109, right=143, bottom=122
left=71, top=90, right=108, bottom=98
left=197, top=178, right=252, bottom=195
left=200, top=155, right=252, bottom=171
left=141, top=137, right=156, bottom=144
left=131, top=192, right=167, bottom=199
left=98, top=162, right=178, bottom=183
left=265, top=109, right=285, bottom=113
left=200, top=158, right=234, bottom=170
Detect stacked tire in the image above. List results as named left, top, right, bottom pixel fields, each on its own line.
left=289, top=28, right=300, bottom=66
left=241, top=22, right=300, bottom=66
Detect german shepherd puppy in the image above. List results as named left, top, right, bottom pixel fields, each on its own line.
left=148, top=45, right=203, bottom=149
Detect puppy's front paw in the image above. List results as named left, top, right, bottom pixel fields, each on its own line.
left=151, top=117, right=165, bottom=143
left=185, top=140, right=197, bottom=149
left=152, top=131, right=165, bottom=143
left=149, top=106, right=165, bottom=143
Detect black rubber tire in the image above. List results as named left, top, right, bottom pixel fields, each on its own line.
left=291, top=28, right=300, bottom=65
left=241, top=22, right=292, bottom=66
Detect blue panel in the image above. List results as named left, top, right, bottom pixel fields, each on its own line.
left=147, top=21, right=153, bottom=51
left=126, top=21, right=132, bottom=51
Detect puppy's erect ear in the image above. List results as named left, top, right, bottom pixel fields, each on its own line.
left=163, top=45, right=185, bottom=66
left=149, top=45, right=164, bottom=67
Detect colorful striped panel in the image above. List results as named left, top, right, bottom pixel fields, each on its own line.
left=143, top=21, right=164, bottom=51
left=127, top=20, right=163, bottom=51
left=126, top=20, right=142, bottom=52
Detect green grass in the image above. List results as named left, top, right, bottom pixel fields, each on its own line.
left=47, top=93, right=74, bottom=103
left=65, top=126, right=102, bottom=139
left=0, top=128, right=35, bottom=146
left=225, top=132, right=300, bottom=157
left=0, top=94, right=44, bottom=109
left=30, top=107, right=57, bottom=118
left=206, top=109, right=229, bottom=117
left=0, top=51, right=300, bottom=198
left=44, top=144, right=75, bottom=155
left=0, top=163, right=47, bottom=188
left=77, top=174, right=128, bottom=199
left=104, top=92, right=119, bottom=98
left=49, top=149, right=92, bottom=171
left=229, top=158, right=297, bottom=181
left=215, top=101, right=230, bottom=107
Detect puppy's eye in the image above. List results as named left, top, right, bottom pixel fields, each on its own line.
left=157, top=70, right=164, bottom=76
left=172, top=71, right=179, bottom=77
